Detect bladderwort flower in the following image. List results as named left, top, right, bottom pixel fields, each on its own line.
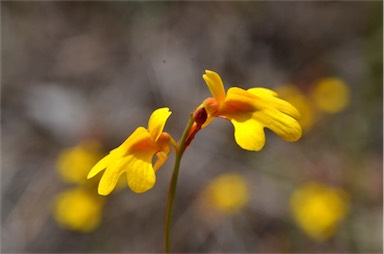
left=290, top=182, right=349, bottom=241
left=57, top=141, right=103, bottom=185
left=53, top=187, right=105, bottom=233
left=311, top=77, right=350, bottom=114
left=88, top=107, right=174, bottom=195
left=200, top=173, right=249, bottom=215
left=195, top=70, right=302, bottom=151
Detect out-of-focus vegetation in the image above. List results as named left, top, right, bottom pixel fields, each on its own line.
left=1, top=1, right=382, bottom=253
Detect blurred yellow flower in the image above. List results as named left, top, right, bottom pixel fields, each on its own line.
left=198, top=70, right=302, bottom=151
left=311, top=78, right=350, bottom=113
left=201, top=173, right=249, bottom=215
left=56, top=141, right=103, bottom=185
left=53, top=187, right=104, bottom=233
left=290, top=182, right=349, bottom=241
left=88, top=107, right=174, bottom=195
left=275, top=85, right=315, bottom=133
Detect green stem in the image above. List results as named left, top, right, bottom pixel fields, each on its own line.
left=164, top=114, right=195, bottom=253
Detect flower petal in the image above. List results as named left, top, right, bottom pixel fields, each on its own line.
left=203, top=70, right=226, bottom=104
left=253, top=109, right=302, bottom=142
left=123, top=128, right=159, bottom=193
left=230, top=113, right=266, bottom=151
left=147, top=107, right=172, bottom=142
left=248, top=88, right=301, bottom=119
left=225, top=87, right=302, bottom=144
left=224, top=87, right=301, bottom=120
left=88, top=126, right=152, bottom=180
left=228, top=105, right=302, bottom=151
left=246, top=89, right=302, bottom=141
left=87, top=153, right=113, bottom=179
left=125, top=154, right=156, bottom=193
left=247, top=87, right=277, bottom=97
left=97, top=158, right=125, bottom=196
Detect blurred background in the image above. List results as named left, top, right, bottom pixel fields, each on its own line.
left=1, top=1, right=382, bottom=253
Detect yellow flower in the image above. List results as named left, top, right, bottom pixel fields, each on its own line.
left=198, top=70, right=302, bottom=151
left=200, top=173, right=249, bottom=215
left=88, top=107, right=173, bottom=195
left=290, top=182, right=349, bottom=241
left=53, top=187, right=104, bottom=232
left=275, top=84, right=315, bottom=133
left=311, top=77, right=350, bottom=113
left=56, top=141, right=103, bottom=185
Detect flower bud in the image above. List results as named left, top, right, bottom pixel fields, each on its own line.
left=193, top=107, right=207, bottom=126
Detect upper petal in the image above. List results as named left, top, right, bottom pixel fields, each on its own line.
left=147, top=107, right=172, bottom=142
left=203, top=70, right=226, bottom=104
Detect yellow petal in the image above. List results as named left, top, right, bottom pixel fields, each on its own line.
left=224, top=87, right=301, bottom=120
left=87, top=153, right=113, bottom=179
left=147, top=107, right=172, bottom=142
left=230, top=114, right=266, bottom=151
left=224, top=87, right=302, bottom=147
left=125, top=154, right=156, bottom=193
left=203, top=70, right=226, bottom=104
left=88, top=127, right=152, bottom=180
left=247, top=88, right=302, bottom=141
left=247, top=88, right=301, bottom=119
left=228, top=108, right=301, bottom=151
left=93, top=128, right=159, bottom=195
left=247, top=87, right=277, bottom=97
left=98, top=158, right=125, bottom=196
left=252, top=109, right=302, bottom=142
